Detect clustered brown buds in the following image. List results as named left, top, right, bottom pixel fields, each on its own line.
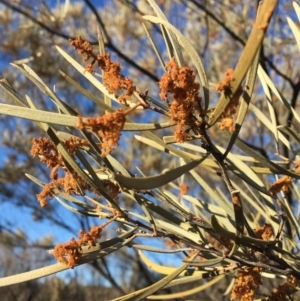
left=231, top=267, right=262, bottom=301
left=216, top=68, right=243, bottom=132
left=77, top=109, right=126, bottom=157
left=69, top=36, right=135, bottom=102
left=263, top=276, right=300, bottom=301
left=31, top=136, right=92, bottom=206
left=255, top=223, right=274, bottom=241
left=53, top=225, right=103, bottom=268
left=159, top=57, right=203, bottom=142
left=269, top=175, right=293, bottom=196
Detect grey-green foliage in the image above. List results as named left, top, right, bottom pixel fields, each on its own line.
left=1, top=1, right=300, bottom=300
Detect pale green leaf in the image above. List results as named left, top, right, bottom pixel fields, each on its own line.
left=147, top=275, right=224, bottom=299
left=0, top=228, right=136, bottom=287
left=258, top=66, right=278, bottom=144
left=113, top=158, right=203, bottom=190
left=146, top=0, right=184, bottom=67
left=207, top=0, right=278, bottom=127
left=287, top=16, right=300, bottom=53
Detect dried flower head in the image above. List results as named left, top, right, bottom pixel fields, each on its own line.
left=77, top=109, right=126, bottom=156
left=265, top=276, right=300, bottom=301
left=255, top=223, right=274, bottom=241
left=179, top=182, right=189, bottom=195
left=216, top=68, right=235, bottom=95
left=159, top=57, right=202, bottom=142
left=53, top=225, right=103, bottom=268
left=216, top=68, right=243, bottom=132
left=78, top=226, right=103, bottom=248
left=269, top=175, right=293, bottom=196
left=231, top=267, right=261, bottom=301
left=70, top=36, right=135, bottom=102
left=31, top=136, right=92, bottom=206
left=53, top=238, right=82, bottom=268
left=31, top=137, right=62, bottom=172
left=36, top=182, right=56, bottom=207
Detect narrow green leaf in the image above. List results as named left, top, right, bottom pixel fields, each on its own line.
left=97, top=26, right=113, bottom=110
left=106, top=154, right=131, bottom=176
left=249, top=103, right=292, bottom=152
left=293, top=1, right=300, bottom=21
left=59, top=69, right=114, bottom=112
left=146, top=0, right=185, bottom=67
left=148, top=275, right=224, bottom=299
left=0, top=103, right=77, bottom=126
left=221, top=130, right=300, bottom=180
left=142, top=22, right=166, bottom=70
left=0, top=228, right=136, bottom=287
left=281, top=195, right=300, bottom=241
left=169, top=273, right=229, bottom=290
left=189, top=169, right=234, bottom=220
left=129, top=191, right=158, bottom=234
left=183, top=195, right=232, bottom=228
left=257, top=65, right=300, bottom=124
left=139, top=251, right=185, bottom=275
left=232, top=181, right=277, bottom=228
left=222, top=0, right=265, bottom=158
left=155, top=218, right=202, bottom=243
left=97, top=26, right=106, bottom=57
left=129, top=244, right=192, bottom=254
left=277, top=125, right=300, bottom=145
left=54, top=196, right=97, bottom=216
left=223, top=45, right=260, bottom=159
left=287, top=16, right=300, bottom=53
left=258, top=66, right=278, bottom=144
left=207, top=0, right=278, bottom=127
left=216, top=145, right=270, bottom=195
left=0, top=79, right=28, bottom=107
left=211, top=215, right=276, bottom=246
left=123, top=121, right=174, bottom=131
left=185, top=256, right=224, bottom=268
left=124, top=252, right=199, bottom=301
left=161, top=188, right=190, bottom=213
left=113, top=158, right=203, bottom=190
left=141, top=196, right=185, bottom=226
left=135, top=134, right=219, bottom=172
left=0, top=103, right=174, bottom=132
left=11, top=63, right=75, bottom=116
left=22, top=64, right=46, bottom=85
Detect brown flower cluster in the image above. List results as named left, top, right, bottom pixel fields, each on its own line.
left=77, top=109, right=126, bottom=157
left=269, top=175, right=293, bottom=197
left=159, top=57, right=202, bottom=142
left=31, top=136, right=91, bottom=206
left=263, top=276, right=300, bottom=301
left=179, top=182, right=189, bottom=195
left=70, top=36, right=135, bottom=102
left=255, top=223, right=274, bottom=241
left=216, top=68, right=243, bottom=132
left=53, top=225, right=103, bottom=268
left=231, top=267, right=262, bottom=301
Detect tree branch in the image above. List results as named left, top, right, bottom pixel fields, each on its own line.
left=0, top=0, right=158, bottom=82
